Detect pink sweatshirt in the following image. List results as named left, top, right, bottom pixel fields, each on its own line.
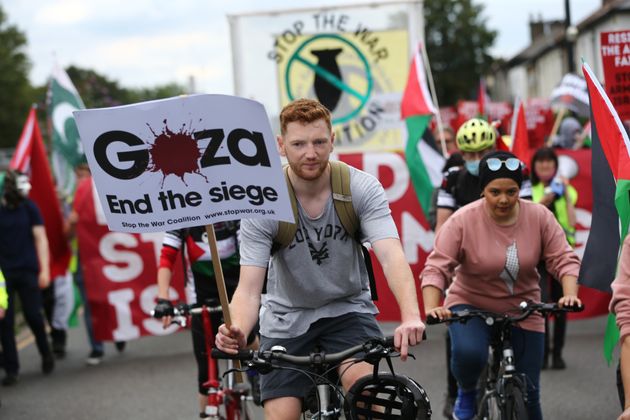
left=421, top=199, right=581, bottom=332
left=610, top=235, right=630, bottom=341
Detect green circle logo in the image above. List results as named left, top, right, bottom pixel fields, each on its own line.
left=285, top=34, right=373, bottom=124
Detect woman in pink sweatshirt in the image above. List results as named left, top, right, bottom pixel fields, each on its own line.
left=610, top=234, right=630, bottom=420
left=421, top=150, right=581, bottom=420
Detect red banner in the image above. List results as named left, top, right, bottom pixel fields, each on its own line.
left=79, top=151, right=603, bottom=339
left=77, top=180, right=186, bottom=341
left=601, top=30, right=630, bottom=122
left=525, top=98, right=555, bottom=151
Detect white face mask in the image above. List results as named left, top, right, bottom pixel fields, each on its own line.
left=16, top=175, right=32, bottom=197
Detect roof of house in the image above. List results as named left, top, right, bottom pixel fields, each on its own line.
left=505, top=0, right=630, bottom=68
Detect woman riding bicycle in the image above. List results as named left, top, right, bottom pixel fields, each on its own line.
left=421, top=150, right=582, bottom=420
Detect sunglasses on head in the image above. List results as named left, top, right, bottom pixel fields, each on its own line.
left=485, top=157, right=522, bottom=172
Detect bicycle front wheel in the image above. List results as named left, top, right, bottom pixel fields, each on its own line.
left=476, top=391, right=501, bottom=420
left=502, top=381, right=528, bottom=420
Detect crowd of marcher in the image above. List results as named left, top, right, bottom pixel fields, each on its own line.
left=2, top=96, right=629, bottom=420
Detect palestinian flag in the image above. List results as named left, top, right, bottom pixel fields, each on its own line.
left=579, top=62, right=630, bottom=362
left=401, top=43, right=443, bottom=215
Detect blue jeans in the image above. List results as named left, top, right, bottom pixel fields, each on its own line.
left=448, top=305, right=544, bottom=420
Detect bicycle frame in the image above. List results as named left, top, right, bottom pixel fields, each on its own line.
left=159, top=304, right=254, bottom=420
left=427, top=301, right=583, bottom=420
left=197, top=304, right=253, bottom=420
left=213, top=336, right=432, bottom=420
left=476, top=319, right=528, bottom=420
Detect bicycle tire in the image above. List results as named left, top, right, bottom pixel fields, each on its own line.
left=476, top=391, right=501, bottom=420
left=502, top=381, right=528, bottom=420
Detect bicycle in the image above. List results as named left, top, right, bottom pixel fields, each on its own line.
left=212, top=335, right=432, bottom=420
left=153, top=301, right=257, bottom=420
left=427, top=301, right=583, bottom=420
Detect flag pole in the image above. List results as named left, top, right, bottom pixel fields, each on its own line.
left=420, top=43, right=447, bottom=157
left=205, top=224, right=243, bottom=382
left=547, top=108, right=567, bottom=147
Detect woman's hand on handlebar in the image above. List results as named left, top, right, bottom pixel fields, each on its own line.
left=216, top=323, right=247, bottom=354
left=426, top=306, right=452, bottom=323
left=558, top=294, right=582, bottom=309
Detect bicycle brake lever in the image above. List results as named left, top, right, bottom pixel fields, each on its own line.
left=170, top=316, right=187, bottom=328
left=222, top=367, right=249, bottom=379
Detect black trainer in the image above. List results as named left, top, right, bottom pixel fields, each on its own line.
left=2, top=374, right=17, bottom=387
left=42, top=353, right=55, bottom=375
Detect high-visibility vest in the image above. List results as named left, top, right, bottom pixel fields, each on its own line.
left=0, top=269, right=7, bottom=310
left=532, top=182, right=578, bottom=246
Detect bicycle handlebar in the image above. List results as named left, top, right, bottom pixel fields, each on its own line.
left=211, top=332, right=427, bottom=368
left=150, top=303, right=223, bottom=327
left=426, top=301, right=584, bottom=326
left=211, top=335, right=401, bottom=367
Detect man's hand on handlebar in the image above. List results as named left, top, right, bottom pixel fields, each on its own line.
left=216, top=323, right=247, bottom=354
left=394, top=318, right=426, bottom=362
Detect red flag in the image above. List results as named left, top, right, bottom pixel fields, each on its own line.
left=510, top=99, right=530, bottom=164
left=400, top=43, right=437, bottom=118
left=10, top=107, right=71, bottom=278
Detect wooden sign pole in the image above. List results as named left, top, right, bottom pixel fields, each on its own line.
left=205, top=224, right=243, bottom=382
left=546, top=107, right=567, bottom=147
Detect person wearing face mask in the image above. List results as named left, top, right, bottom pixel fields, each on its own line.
left=0, top=170, right=55, bottom=386
left=433, top=118, right=532, bottom=417
left=530, top=147, right=577, bottom=370
left=435, top=118, right=532, bottom=233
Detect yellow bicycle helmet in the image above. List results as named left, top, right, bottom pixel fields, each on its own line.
left=456, top=118, right=496, bottom=152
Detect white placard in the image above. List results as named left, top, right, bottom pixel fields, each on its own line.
left=74, top=94, right=293, bottom=233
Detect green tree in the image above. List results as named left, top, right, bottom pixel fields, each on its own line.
left=424, top=0, right=496, bottom=106
left=66, top=65, right=185, bottom=109
left=0, top=6, right=37, bottom=148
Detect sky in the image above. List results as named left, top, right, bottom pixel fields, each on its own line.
left=2, top=0, right=600, bottom=95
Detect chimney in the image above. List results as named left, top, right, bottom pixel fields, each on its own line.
left=530, top=20, right=545, bottom=42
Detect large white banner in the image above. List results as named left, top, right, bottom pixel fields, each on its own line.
left=229, top=1, right=424, bottom=152
left=74, top=94, right=293, bottom=232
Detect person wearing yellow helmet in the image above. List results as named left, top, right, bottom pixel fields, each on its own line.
left=435, top=118, right=532, bottom=232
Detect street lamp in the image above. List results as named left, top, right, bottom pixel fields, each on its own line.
left=566, top=25, right=578, bottom=74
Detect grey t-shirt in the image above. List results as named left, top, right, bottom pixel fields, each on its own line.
left=239, top=165, right=399, bottom=338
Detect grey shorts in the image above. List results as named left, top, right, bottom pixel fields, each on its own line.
left=259, top=312, right=383, bottom=403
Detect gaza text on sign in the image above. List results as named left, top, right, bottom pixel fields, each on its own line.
left=74, top=94, right=293, bottom=233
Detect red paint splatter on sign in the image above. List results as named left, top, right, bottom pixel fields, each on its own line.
left=146, top=120, right=207, bottom=186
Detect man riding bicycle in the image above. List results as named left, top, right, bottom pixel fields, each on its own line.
left=215, top=98, right=425, bottom=420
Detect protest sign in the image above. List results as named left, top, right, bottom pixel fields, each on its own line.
left=601, top=30, right=630, bottom=121
left=74, top=94, right=293, bottom=233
